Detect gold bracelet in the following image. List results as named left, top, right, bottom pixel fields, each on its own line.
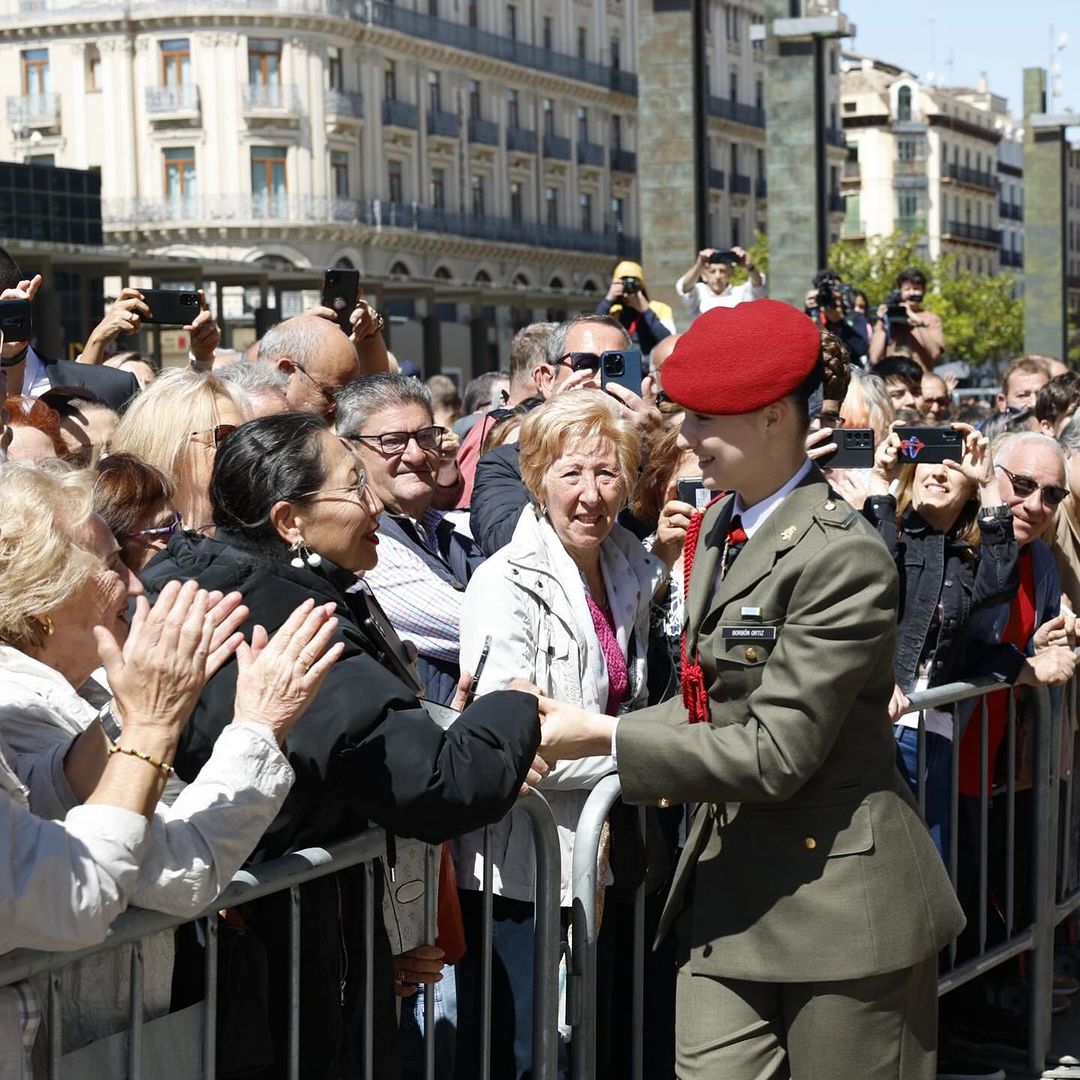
left=107, top=742, right=175, bottom=775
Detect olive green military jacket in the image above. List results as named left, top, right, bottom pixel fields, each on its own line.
left=616, top=469, right=965, bottom=982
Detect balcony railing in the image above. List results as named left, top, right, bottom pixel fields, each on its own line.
left=382, top=98, right=418, bottom=129
left=102, top=194, right=642, bottom=257
left=843, top=158, right=860, bottom=180
left=729, top=172, right=751, bottom=195
left=945, top=220, right=1002, bottom=246
left=577, top=141, right=605, bottom=167
left=999, top=200, right=1023, bottom=221
left=708, top=168, right=725, bottom=190
left=825, top=126, right=847, bottom=149
left=506, top=126, right=537, bottom=153
left=427, top=109, right=460, bottom=138
left=145, top=84, right=199, bottom=114
left=610, top=148, right=636, bottom=173
left=896, top=215, right=926, bottom=235
left=325, top=88, right=364, bottom=119
left=944, top=163, right=996, bottom=192
left=707, top=95, right=765, bottom=128
left=755, top=177, right=767, bottom=198
left=242, top=83, right=300, bottom=112
left=893, top=157, right=927, bottom=176
left=542, top=133, right=571, bottom=160
left=468, top=117, right=499, bottom=145
left=6, top=92, right=60, bottom=127
left=1000, top=249, right=1023, bottom=268
left=368, top=0, right=636, bottom=95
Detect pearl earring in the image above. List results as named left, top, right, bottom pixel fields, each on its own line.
left=289, top=538, right=323, bottom=569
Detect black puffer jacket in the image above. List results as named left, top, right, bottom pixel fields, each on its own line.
left=141, top=530, right=540, bottom=1079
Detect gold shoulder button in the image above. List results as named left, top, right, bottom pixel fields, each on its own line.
left=657, top=797, right=672, bottom=809
left=803, top=836, right=817, bottom=850
left=823, top=500, right=836, bottom=511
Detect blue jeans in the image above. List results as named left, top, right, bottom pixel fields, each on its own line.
left=399, top=963, right=458, bottom=1080
left=894, top=724, right=952, bottom=863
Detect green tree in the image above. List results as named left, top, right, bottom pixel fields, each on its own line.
left=826, top=231, right=932, bottom=306
left=927, top=258, right=1024, bottom=368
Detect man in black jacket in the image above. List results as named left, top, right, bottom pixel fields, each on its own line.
left=0, top=250, right=138, bottom=412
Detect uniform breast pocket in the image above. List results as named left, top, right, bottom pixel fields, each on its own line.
left=705, top=620, right=782, bottom=705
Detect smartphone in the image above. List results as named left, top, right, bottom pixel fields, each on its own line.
left=893, top=426, right=962, bottom=465
left=322, top=267, right=360, bottom=334
left=818, top=428, right=875, bottom=470
left=140, top=289, right=200, bottom=326
left=0, top=298, right=32, bottom=340
left=350, top=582, right=425, bottom=695
left=600, top=348, right=643, bottom=396
left=676, top=477, right=712, bottom=511
left=708, top=250, right=738, bottom=265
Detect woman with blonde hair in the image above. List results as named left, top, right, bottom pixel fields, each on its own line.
left=454, top=390, right=681, bottom=1078
left=109, top=369, right=249, bottom=532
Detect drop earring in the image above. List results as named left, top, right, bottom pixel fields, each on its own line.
left=289, top=537, right=323, bottom=569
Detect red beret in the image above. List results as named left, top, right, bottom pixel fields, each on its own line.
left=660, top=299, right=821, bottom=415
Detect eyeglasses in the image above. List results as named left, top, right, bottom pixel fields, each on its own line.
left=291, top=361, right=339, bottom=410
left=190, top=424, right=237, bottom=449
left=554, top=351, right=602, bottom=373
left=345, top=426, right=445, bottom=455
left=125, top=510, right=184, bottom=543
left=298, top=470, right=370, bottom=501
left=816, top=412, right=846, bottom=428
left=996, top=464, right=1068, bottom=507
left=923, top=397, right=951, bottom=409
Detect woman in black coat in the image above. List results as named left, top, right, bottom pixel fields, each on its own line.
left=141, top=412, right=540, bottom=1079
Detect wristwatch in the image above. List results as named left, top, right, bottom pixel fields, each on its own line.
left=977, top=505, right=1012, bottom=523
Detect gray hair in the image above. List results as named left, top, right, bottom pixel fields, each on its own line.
left=545, top=314, right=630, bottom=367
left=256, top=316, right=326, bottom=368
left=1060, top=413, right=1080, bottom=456
left=217, top=361, right=289, bottom=396
left=334, top=373, right=433, bottom=437
left=993, top=430, right=1067, bottom=471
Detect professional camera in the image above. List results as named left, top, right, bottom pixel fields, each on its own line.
left=815, top=279, right=854, bottom=315
left=885, top=290, right=911, bottom=326
left=620, top=275, right=641, bottom=297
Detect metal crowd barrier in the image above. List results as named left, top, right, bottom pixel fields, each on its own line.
left=567, top=678, right=1068, bottom=1079
left=0, top=787, right=563, bottom=1080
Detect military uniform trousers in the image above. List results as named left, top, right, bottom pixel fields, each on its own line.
left=674, top=956, right=938, bottom=1080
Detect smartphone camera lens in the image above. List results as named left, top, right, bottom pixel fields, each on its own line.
left=605, top=354, right=625, bottom=376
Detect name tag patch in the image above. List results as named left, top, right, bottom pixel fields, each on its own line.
left=721, top=625, right=778, bottom=641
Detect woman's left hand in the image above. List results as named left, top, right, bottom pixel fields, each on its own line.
left=943, top=422, right=992, bottom=486
left=652, top=498, right=694, bottom=568
left=393, top=945, right=446, bottom=997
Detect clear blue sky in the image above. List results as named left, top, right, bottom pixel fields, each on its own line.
left=841, top=0, right=1080, bottom=121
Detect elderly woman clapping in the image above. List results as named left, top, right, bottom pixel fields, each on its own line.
left=453, top=391, right=680, bottom=1078
left=0, top=463, right=341, bottom=1056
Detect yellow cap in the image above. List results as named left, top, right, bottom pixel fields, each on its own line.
left=613, top=260, right=646, bottom=290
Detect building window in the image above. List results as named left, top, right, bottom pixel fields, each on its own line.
left=756, top=147, right=765, bottom=179
left=612, top=195, right=625, bottom=231
left=331, top=151, right=349, bottom=197
left=468, top=0, right=478, bottom=25
left=543, top=98, right=555, bottom=136
left=731, top=216, right=741, bottom=246
left=829, top=102, right=838, bottom=130
left=164, top=146, right=196, bottom=211
left=160, top=39, right=190, bottom=86
left=730, top=143, right=739, bottom=175
left=384, top=59, right=397, bottom=101
left=388, top=160, right=404, bottom=204
left=897, top=191, right=919, bottom=220
left=428, top=0, right=438, bottom=16
left=471, top=174, right=485, bottom=216
left=543, top=15, right=553, bottom=49
left=510, top=180, right=523, bottom=223
left=327, top=46, right=343, bottom=90
left=612, top=115, right=622, bottom=150
left=897, top=138, right=917, bottom=162
left=506, top=4, right=517, bottom=39
left=897, top=85, right=912, bottom=122
left=755, top=79, right=763, bottom=110
left=428, top=71, right=442, bottom=114
left=248, top=39, right=282, bottom=87
left=430, top=167, right=445, bottom=210
left=21, top=48, right=50, bottom=95
left=85, top=45, right=100, bottom=92
left=507, top=89, right=520, bottom=129
left=610, top=37, right=620, bottom=70
left=579, top=191, right=592, bottom=232
left=468, top=80, right=481, bottom=121
left=577, top=106, right=588, bottom=143
left=545, top=186, right=558, bottom=228
left=729, top=71, right=738, bottom=103
left=250, top=146, right=286, bottom=211
left=577, top=26, right=587, bottom=59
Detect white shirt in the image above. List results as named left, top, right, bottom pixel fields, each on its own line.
left=675, top=276, right=768, bottom=319
left=20, top=349, right=49, bottom=397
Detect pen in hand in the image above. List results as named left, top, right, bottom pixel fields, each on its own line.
left=464, top=636, right=492, bottom=707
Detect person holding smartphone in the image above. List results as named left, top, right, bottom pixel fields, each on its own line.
left=674, top=245, right=766, bottom=320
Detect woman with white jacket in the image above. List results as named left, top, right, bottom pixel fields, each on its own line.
left=453, top=392, right=683, bottom=1079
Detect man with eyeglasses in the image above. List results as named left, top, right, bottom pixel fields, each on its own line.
left=470, top=313, right=662, bottom=555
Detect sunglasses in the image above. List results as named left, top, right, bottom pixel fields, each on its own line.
left=554, top=351, right=602, bottom=373
left=125, top=510, right=184, bottom=543
left=191, top=423, right=238, bottom=449
left=996, top=464, right=1068, bottom=507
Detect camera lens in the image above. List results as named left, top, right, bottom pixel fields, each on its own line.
left=605, top=355, right=625, bottom=376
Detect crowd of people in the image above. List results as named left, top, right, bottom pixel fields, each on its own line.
left=1, top=238, right=1079, bottom=1080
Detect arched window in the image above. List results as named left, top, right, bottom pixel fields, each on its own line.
left=897, top=85, right=912, bottom=122
left=582, top=278, right=599, bottom=293
left=475, top=269, right=493, bottom=284
left=389, top=261, right=411, bottom=277
left=333, top=255, right=355, bottom=269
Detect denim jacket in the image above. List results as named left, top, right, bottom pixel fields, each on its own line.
left=863, top=496, right=1022, bottom=691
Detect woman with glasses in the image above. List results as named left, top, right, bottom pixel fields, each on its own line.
left=109, top=368, right=249, bottom=533
left=861, top=421, right=1023, bottom=859
left=139, top=411, right=541, bottom=1079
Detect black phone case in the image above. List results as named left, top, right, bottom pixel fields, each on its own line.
left=818, top=428, right=875, bottom=469
left=322, top=269, right=360, bottom=334
left=676, top=478, right=712, bottom=511
left=893, top=427, right=962, bottom=465
left=600, top=348, right=643, bottom=396
left=141, top=289, right=200, bottom=326
left=0, top=298, right=32, bottom=339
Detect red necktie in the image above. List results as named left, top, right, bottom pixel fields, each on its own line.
left=723, top=515, right=748, bottom=576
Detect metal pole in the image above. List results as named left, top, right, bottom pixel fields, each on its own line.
left=288, top=886, right=302, bottom=1080
left=631, top=805, right=646, bottom=1080
left=203, top=914, right=219, bottom=1079
left=569, top=774, right=623, bottom=1080
left=518, top=786, right=564, bottom=1080
left=481, top=826, right=494, bottom=1080
left=423, top=845, right=438, bottom=1080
